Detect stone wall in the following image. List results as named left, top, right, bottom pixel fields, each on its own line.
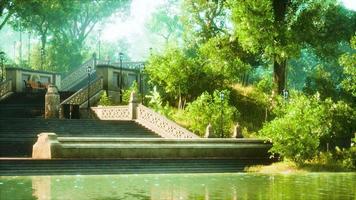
left=32, top=133, right=272, bottom=160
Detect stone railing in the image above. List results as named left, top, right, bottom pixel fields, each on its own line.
left=89, top=92, right=199, bottom=138
left=61, top=77, right=103, bottom=106
left=97, top=60, right=145, bottom=70
left=136, top=104, right=199, bottom=139
left=91, top=106, right=130, bottom=120
left=0, top=79, right=12, bottom=98
left=61, top=58, right=96, bottom=91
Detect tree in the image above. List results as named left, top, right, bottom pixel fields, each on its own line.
left=185, top=90, right=239, bottom=137
left=182, top=0, right=228, bottom=44
left=7, top=0, right=130, bottom=71
left=340, top=35, right=356, bottom=97
left=146, top=45, right=227, bottom=107
left=54, top=0, right=130, bottom=57
left=146, top=0, right=183, bottom=45
left=50, top=0, right=130, bottom=71
left=8, top=0, right=73, bottom=56
left=260, top=92, right=355, bottom=163
left=199, top=35, right=258, bottom=85
left=229, top=0, right=356, bottom=94
left=0, top=0, right=15, bottom=30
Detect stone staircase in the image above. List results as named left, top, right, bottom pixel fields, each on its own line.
left=0, top=92, right=45, bottom=118
left=0, top=118, right=160, bottom=157
left=0, top=92, right=73, bottom=118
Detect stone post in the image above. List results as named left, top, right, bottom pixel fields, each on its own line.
left=32, top=133, right=59, bottom=159
left=129, top=91, right=139, bottom=119
left=45, top=85, right=60, bottom=119
left=204, top=123, right=213, bottom=138
left=232, top=122, right=243, bottom=138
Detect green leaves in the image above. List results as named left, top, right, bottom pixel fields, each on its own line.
left=230, top=0, right=275, bottom=54
left=340, top=35, right=356, bottom=97
left=185, top=90, right=239, bottom=137
left=98, top=91, right=113, bottom=106
left=260, top=92, right=355, bottom=164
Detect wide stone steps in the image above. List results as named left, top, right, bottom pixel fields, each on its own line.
left=0, top=159, right=267, bottom=175
left=0, top=118, right=160, bottom=157
left=0, top=92, right=74, bottom=118
left=0, top=92, right=45, bottom=104
left=0, top=104, right=44, bottom=118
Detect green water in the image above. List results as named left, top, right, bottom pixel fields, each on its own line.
left=0, top=173, right=355, bottom=200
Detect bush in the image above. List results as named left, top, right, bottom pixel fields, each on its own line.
left=259, top=92, right=355, bottom=164
left=146, top=86, right=173, bottom=117
left=185, top=90, right=239, bottom=137
left=305, top=147, right=356, bottom=171
left=98, top=91, right=113, bottom=106
left=122, top=81, right=141, bottom=104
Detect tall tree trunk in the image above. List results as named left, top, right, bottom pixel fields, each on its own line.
left=272, top=0, right=289, bottom=95
left=273, top=58, right=286, bottom=95
left=41, top=35, right=46, bottom=51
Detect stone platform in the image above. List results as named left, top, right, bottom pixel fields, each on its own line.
left=0, top=158, right=273, bottom=176
left=32, top=133, right=272, bottom=160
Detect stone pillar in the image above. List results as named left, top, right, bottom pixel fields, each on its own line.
left=232, top=122, right=243, bottom=138
left=129, top=91, right=139, bottom=119
left=45, top=85, right=60, bottom=119
left=32, top=133, right=59, bottom=159
left=204, top=123, right=213, bottom=138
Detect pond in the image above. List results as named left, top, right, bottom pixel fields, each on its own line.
left=0, top=173, right=355, bottom=200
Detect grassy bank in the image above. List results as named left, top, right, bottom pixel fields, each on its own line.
left=245, top=160, right=355, bottom=173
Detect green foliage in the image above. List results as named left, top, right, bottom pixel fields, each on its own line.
left=185, top=90, right=239, bottom=137
left=7, top=0, right=130, bottom=73
left=340, top=35, right=356, bottom=97
left=303, top=65, right=338, bottom=100
left=146, top=0, right=183, bottom=44
left=122, top=81, right=141, bottom=104
left=259, top=92, right=355, bottom=164
left=182, top=0, right=228, bottom=43
left=199, top=35, right=253, bottom=83
left=146, top=46, right=221, bottom=104
left=256, top=74, right=273, bottom=94
left=146, top=86, right=173, bottom=117
left=307, top=147, right=356, bottom=171
left=229, top=0, right=355, bottom=92
left=230, top=84, right=272, bottom=134
left=98, top=91, right=113, bottom=106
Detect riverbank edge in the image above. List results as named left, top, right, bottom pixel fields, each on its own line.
left=244, top=161, right=356, bottom=173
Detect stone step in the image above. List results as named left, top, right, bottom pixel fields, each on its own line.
left=0, top=118, right=160, bottom=157
left=0, top=159, right=265, bottom=175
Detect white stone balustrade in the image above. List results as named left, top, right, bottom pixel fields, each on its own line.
left=91, top=106, right=131, bottom=120
left=90, top=92, right=199, bottom=139
left=136, top=104, right=199, bottom=139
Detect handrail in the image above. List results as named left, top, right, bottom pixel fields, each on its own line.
left=61, top=58, right=95, bottom=91
left=0, top=79, right=12, bottom=98
left=60, top=77, right=103, bottom=105
left=136, top=104, right=199, bottom=139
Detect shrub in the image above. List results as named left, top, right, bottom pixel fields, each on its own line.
left=259, top=92, right=355, bottom=164
left=122, top=81, right=141, bottom=104
left=185, top=90, right=239, bottom=137
left=98, top=91, right=113, bottom=106
left=306, top=147, right=356, bottom=171
left=146, top=86, right=173, bottom=117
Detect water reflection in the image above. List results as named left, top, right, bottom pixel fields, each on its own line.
left=32, top=176, right=51, bottom=200
left=0, top=173, right=355, bottom=200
